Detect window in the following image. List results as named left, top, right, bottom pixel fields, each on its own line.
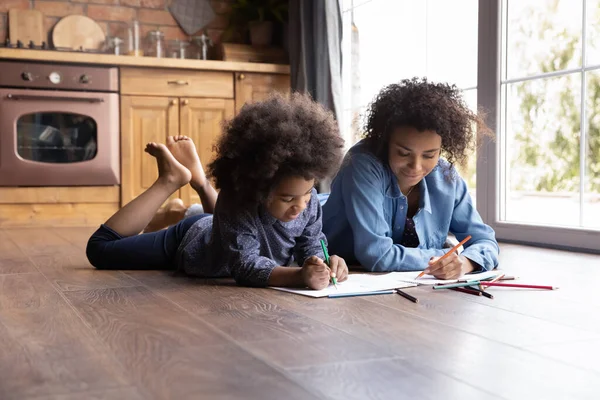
left=341, top=0, right=479, bottom=200
left=478, top=0, right=600, bottom=251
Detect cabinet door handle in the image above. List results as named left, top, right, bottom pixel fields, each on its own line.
left=181, top=99, right=189, bottom=106
left=167, top=80, right=189, bottom=85
left=238, top=73, right=245, bottom=80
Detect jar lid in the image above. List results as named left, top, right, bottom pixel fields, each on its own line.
left=147, top=30, right=165, bottom=38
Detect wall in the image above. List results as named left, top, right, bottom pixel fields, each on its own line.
left=0, top=0, right=229, bottom=48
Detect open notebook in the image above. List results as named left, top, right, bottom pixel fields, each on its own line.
left=269, top=273, right=417, bottom=298
left=269, top=269, right=503, bottom=298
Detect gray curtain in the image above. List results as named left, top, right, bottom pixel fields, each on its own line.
left=288, top=0, right=343, bottom=193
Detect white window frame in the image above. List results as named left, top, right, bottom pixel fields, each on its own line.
left=477, top=0, right=600, bottom=252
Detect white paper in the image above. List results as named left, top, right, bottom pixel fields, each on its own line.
left=390, top=270, right=503, bottom=285
left=269, top=272, right=417, bottom=298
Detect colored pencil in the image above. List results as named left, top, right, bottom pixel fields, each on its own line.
left=396, top=289, right=419, bottom=303
left=320, top=239, right=338, bottom=290
left=479, top=282, right=558, bottom=290
left=467, top=286, right=494, bottom=299
left=433, top=281, right=482, bottom=290
left=328, top=290, right=395, bottom=298
left=481, top=273, right=504, bottom=291
left=416, top=235, right=472, bottom=279
left=450, top=287, right=481, bottom=296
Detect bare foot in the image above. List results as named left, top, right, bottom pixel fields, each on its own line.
left=144, top=142, right=191, bottom=191
left=166, top=135, right=207, bottom=189
left=143, top=198, right=187, bottom=232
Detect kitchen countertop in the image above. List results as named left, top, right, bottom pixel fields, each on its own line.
left=0, top=48, right=290, bottom=74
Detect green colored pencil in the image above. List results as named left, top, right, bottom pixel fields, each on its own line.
left=320, top=239, right=337, bottom=289
left=432, top=281, right=482, bottom=290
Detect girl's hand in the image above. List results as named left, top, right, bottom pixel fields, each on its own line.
left=301, top=256, right=330, bottom=290
left=425, top=254, right=475, bottom=280
left=328, top=255, right=349, bottom=283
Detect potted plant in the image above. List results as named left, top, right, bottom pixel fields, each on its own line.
left=225, top=0, right=288, bottom=46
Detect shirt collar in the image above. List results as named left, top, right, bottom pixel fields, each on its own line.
left=386, top=165, right=432, bottom=214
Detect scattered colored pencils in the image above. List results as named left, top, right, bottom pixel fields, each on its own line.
left=450, top=287, right=481, bottom=296
left=435, top=281, right=558, bottom=291
left=416, top=235, right=472, bottom=279
left=481, top=273, right=504, bottom=291
left=396, top=288, right=419, bottom=303
left=479, top=282, right=558, bottom=290
left=433, top=281, right=484, bottom=290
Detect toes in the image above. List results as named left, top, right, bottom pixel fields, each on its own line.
left=166, top=136, right=176, bottom=145
left=144, top=142, right=156, bottom=153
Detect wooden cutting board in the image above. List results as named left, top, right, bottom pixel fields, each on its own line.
left=8, top=9, right=45, bottom=46
left=52, top=15, right=106, bottom=51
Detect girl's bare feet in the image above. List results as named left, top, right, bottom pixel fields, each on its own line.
left=144, top=142, right=192, bottom=191
left=103, top=144, right=190, bottom=237
left=143, top=198, right=187, bottom=232
left=166, top=135, right=207, bottom=190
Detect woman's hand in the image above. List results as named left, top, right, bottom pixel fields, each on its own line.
left=425, top=253, right=475, bottom=280
left=328, top=255, right=349, bottom=283
left=301, top=256, right=331, bottom=290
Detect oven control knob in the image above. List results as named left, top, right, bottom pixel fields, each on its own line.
left=80, top=74, right=91, bottom=84
left=21, top=72, right=33, bottom=81
left=48, top=72, right=61, bottom=84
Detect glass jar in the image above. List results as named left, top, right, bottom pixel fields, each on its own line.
left=127, top=20, right=143, bottom=56
left=145, top=30, right=166, bottom=58
left=192, top=34, right=212, bottom=60
left=107, top=36, right=124, bottom=56
left=167, top=39, right=190, bottom=59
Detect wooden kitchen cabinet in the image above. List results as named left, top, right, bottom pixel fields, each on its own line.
left=235, top=72, right=290, bottom=113
left=121, top=69, right=289, bottom=209
left=120, top=95, right=180, bottom=205
left=179, top=98, right=234, bottom=206
left=120, top=95, right=234, bottom=207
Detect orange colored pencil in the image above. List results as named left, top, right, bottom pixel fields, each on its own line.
left=416, top=235, right=472, bottom=279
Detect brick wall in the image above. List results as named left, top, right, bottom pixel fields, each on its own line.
left=0, top=0, right=230, bottom=48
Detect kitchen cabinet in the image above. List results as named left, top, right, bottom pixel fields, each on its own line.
left=234, top=72, right=290, bottom=113
left=120, top=68, right=288, bottom=208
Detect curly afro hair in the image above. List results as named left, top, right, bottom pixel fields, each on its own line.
left=208, top=92, right=344, bottom=211
left=363, top=77, right=492, bottom=170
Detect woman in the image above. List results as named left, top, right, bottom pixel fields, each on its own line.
left=322, top=78, right=499, bottom=280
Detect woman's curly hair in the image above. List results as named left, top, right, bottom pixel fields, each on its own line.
left=363, top=77, right=492, bottom=170
left=208, top=92, right=344, bottom=211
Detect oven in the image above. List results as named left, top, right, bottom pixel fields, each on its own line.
left=0, top=61, right=120, bottom=186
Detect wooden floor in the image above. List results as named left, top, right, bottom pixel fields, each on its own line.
left=1, top=227, right=599, bottom=400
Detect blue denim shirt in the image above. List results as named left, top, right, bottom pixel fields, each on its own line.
left=322, top=142, right=499, bottom=272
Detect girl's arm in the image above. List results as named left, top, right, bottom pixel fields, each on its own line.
left=217, top=208, right=331, bottom=289
left=293, top=191, right=350, bottom=283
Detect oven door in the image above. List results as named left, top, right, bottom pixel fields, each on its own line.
left=0, top=88, right=120, bottom=186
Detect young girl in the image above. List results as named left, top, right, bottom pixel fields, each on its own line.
left=322, top=78, right=499, bottom=280
left=86, top=93, right=348, bottom=289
